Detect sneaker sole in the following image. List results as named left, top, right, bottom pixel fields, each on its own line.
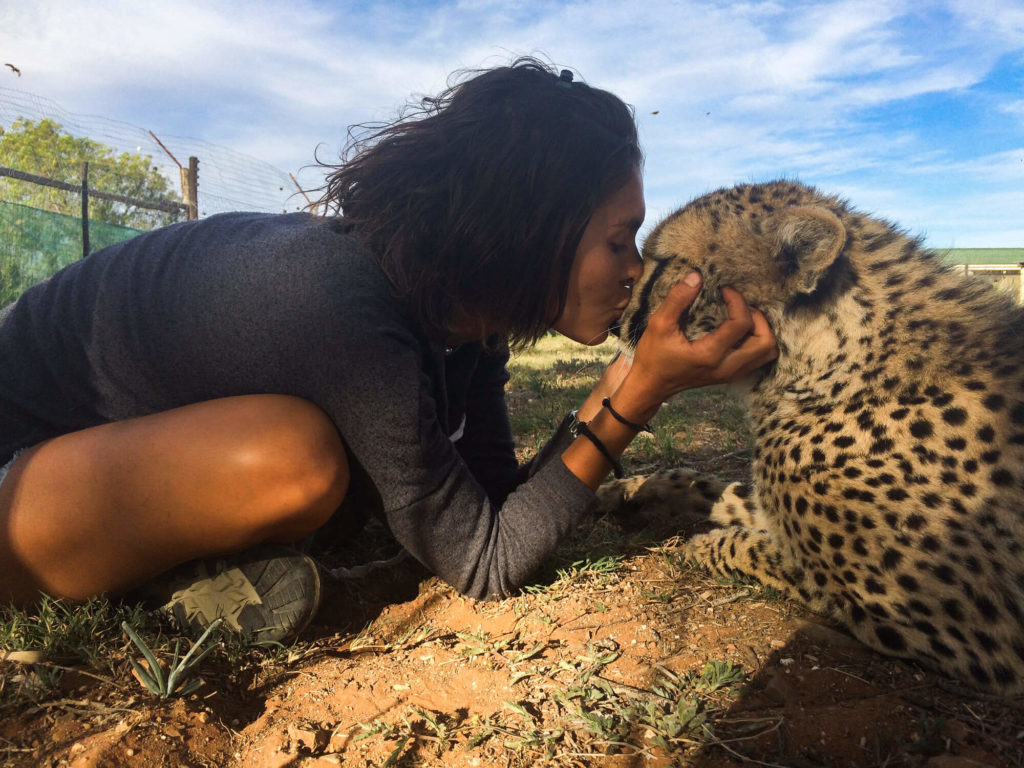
left=163, top=547, right=321, bottom=643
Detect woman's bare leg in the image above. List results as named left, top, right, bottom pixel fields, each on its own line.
left=0, top=395, right=348, bottom=605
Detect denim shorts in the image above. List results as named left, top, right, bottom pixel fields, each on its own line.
left=0, top=449, right=24, bottom=490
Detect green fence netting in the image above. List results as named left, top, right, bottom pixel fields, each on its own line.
left=1, top=200, right=145, bottom=307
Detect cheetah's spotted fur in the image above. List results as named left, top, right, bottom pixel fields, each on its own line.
left=616, top=180, right=1024, bottom=694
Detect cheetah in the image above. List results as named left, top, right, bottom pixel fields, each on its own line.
left=614, top=180, right=1024, bottom=694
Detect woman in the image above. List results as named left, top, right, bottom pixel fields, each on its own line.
left=0, top=59, right=776, bottom=641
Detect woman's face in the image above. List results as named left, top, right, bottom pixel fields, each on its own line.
left=553, top=167, right=646, bottom=345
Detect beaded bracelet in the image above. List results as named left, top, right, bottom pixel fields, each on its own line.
left=601, top=397, right=653, bottom=434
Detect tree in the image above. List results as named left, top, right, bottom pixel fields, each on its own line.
left=0, top=118, right=179, bottom=229
left=1, top=119, right=183, bottom=305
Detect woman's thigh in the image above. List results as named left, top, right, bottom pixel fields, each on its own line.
left=0, top=395, right=348, bottom=604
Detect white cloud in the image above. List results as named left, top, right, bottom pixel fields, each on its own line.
left=948, top=0, right=1024, bottom=46
left=1002, top=100, right=1024, bottom=120
left=1, top=0, right=1022, bottom=243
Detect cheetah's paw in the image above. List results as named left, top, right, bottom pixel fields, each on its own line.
left=596, top=468, right=726, bottom=532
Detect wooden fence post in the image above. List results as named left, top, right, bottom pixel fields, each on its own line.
left=181, top=157, right=199, bottom=220
left=150, top=131, right=199, bottom=221
left=81, top=161, right=90, bottom=258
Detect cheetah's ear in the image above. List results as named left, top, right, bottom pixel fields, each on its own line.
left=771, top=206, right=846, bottom=295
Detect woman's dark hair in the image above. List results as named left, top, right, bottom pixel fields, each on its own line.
left=317, top=56, right=642, bottom=348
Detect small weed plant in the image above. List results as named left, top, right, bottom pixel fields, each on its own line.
left=122, top=618, right=222, bottom=698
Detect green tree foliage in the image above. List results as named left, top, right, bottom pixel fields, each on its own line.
left=0, top=117, right=179, bottom=229
left=1, top=119, right=185, bottom=305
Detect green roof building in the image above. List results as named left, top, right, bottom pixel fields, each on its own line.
left=939, top=248, right=1024, bottom=266
left=938, top=249, right=1024, bottom=303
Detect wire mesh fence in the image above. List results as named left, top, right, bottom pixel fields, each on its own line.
left=1, top=87, right=311, bottom=217
left=0, top=200, right=144, bottom=306
left=1, top=87, right=315, bottom=305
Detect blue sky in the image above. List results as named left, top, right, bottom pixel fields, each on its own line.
left=1, top=0, right=1022, bottom=247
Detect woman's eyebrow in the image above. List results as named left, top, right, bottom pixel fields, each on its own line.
left=613, top=216, right=645, bottom=233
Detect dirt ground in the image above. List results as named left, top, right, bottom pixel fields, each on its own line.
left=3, top=500, right=1023, bottom=768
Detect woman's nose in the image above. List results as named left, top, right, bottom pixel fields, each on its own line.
left=626, top=244, right=643, bottom=280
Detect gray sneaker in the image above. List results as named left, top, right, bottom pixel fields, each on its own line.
left=155, top=545, right=321, bottom=644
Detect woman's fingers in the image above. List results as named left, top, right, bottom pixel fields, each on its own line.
left=746, top=309, right=779, bottom=363
left=712, top=308, right=778, bottom=378
left=647, top=272, right=702, bottom=332
left=720, top=286, right=754, bottom=332
left=689, top=287, right=754, bottom=358
left=629, top=278, right=778, bottom=399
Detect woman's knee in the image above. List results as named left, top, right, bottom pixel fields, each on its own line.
left=223, top=395, right=349, bottom=533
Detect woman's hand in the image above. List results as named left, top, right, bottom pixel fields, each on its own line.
left=613, top=273, right=777, bottom=422
left=563, top=272, right=776, bottom=490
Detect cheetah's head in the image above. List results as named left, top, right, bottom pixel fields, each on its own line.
left=618, top=181, right=847, bottom=353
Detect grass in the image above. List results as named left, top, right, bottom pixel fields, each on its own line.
left=0, top=594, right=156, bottom=671
left=352, top=629, right=751, bottom=763
left=506, top=334, right=752, bottom=474
left=0, top=593, right=293, bottom=710
left=0, top=594, right=157, bottom=706
left=523, top=555, right=625, bottom=597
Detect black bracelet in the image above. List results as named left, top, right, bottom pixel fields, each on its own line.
left=601, top=397, right=653, bottom=433
left=572, top=415, right=624, bottom=478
